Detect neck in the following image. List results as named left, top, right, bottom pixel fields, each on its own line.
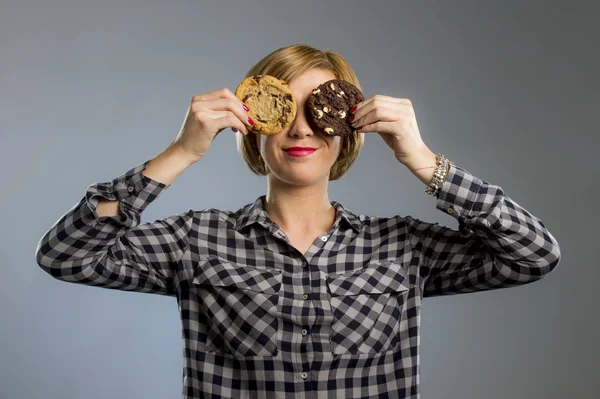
left=263, top=183, right=335, bottom=235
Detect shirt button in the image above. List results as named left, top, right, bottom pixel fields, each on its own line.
left=302, top=294, right=308, bottom=300
left=447, top=207, right=454, bottom=214
left=127, top=185, right=135, bottom=193
left=320, top=235, right=328, bottom=241
left=302, top=261, right=308, bottom=267
left=300, top=372, right=308, bottom=379
left=301, top=328, right=308, bottom=336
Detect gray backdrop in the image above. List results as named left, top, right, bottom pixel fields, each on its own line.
left=2, top=0, right=597, bottom=398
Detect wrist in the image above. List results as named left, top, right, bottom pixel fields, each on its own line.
left=168, top=141, right=204, bottom=166
left=400, top=148, right=437, bottom=186
left=402, top=147, right=437, bottom=171
left=142, top=143, right=198, bottom=187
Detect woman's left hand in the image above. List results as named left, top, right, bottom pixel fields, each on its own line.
left=349, top=95, right=429, bottom=165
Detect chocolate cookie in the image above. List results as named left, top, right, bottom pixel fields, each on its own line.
left=234, top=75, right=297, bottom=135
left=307, top=79, right=365, bottom=137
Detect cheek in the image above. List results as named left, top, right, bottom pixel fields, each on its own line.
left=257, top=138, right=284, bottom=159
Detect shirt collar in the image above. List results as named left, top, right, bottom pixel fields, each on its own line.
left=234, top=195, right=364, bottom=234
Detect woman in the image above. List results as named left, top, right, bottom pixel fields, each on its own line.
left=36, top=44, right=561, bottom=398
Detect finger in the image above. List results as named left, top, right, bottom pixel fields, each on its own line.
left=192, top=87, right=251, bottom=116
left=195, top=109, right=250, bottom=136
left=357, top=95, right=410, bottom=109
left=195, top=98, right=254, bottom=129
left=351, top=105, right=397, bottom=129
left=231, top=127, right=249, bottom=135
left=351, top=95, right=409, bottom=120
left=191, top=87, right=240, bottom=105
left=356, top=120, right=395, bottom=134
left=213, top=112, right=250, bottom=135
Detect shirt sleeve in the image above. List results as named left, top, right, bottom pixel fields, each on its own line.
left=405, top=162, right=562, bottom=298
left=35, top=159, right=194, bottom=297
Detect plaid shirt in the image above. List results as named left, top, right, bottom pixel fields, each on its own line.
left=36, top=159, right=561, bottom=398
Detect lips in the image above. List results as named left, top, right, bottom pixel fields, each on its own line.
left=283, top=148, right=317, bottom=157
left=284, top=147, right=317, bottom=152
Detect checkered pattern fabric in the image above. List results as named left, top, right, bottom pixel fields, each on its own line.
left=36, top=159, right=561, bottom=398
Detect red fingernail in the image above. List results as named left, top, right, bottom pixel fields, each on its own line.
left=350, top=106, right=357, bottom=113
left=356, top=126, right=364, bottom=130
left=243, top=104, right=250, bottom=112
left=248, top=117, right=254, bottom=125
left=348, top=115, right=355, bottom=122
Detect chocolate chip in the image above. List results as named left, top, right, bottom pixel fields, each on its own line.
left=284, top=94, right=292, bottom=102
left=242, top=94, right=253, bottom=102
left=253, top=75, right=263, bottom=83
left=257, top=117, right=267, bottom=123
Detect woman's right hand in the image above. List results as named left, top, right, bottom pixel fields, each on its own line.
left=172, top=88, right=254, bottom=161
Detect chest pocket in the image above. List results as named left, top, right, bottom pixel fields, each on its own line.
left=192, top=257, right=282, bottom=357
left=326, top=259, right=411, bottom=355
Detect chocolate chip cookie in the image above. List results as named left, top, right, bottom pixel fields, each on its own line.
left=307, top=79, right=365, bottom=137
left=234, top=75, right=297, bottom=135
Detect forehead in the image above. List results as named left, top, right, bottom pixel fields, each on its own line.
left=288, top=69, right=337, bottom=99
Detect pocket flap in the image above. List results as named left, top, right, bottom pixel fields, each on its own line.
left=192, top=257, right=282, bottom=294
left=326, top=260, right=410, bottom=296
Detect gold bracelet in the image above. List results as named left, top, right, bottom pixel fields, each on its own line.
left=424, top=153, right=450, bottom=197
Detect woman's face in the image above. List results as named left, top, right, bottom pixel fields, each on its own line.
left=255, top=68, right=342, bottom=187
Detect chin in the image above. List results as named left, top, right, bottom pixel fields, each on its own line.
left=278, top=171, right=328, bottom=186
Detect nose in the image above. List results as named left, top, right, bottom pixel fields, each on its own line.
left=287, top=101, right=314, bottom=137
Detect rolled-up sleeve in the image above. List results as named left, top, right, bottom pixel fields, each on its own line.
left=35, top=160, right=194, bottom=297
left=406, top=162, right=561, bottom=298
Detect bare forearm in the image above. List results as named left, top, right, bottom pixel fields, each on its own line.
left=403, top=147, right=438, bottom=186
left=96, top=142, right=199, bottom=217
left=142, top=141, right=200, bottom=186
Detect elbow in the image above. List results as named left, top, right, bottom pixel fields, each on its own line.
left=507, top=243, right=562, bottom=284
left=535, top=242, right=562, bottom=279
left=35, top=237, right=52, bottom=272
left=542, top=229, right=562, bottom=275
left=545, top=243, right=562, bottom=274
left=35, top=237, right=67, bottom=279
left=35, top=245, right=59, bottom=278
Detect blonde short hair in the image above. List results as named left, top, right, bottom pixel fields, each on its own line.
left=236, top=44, right=365, bottom=181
